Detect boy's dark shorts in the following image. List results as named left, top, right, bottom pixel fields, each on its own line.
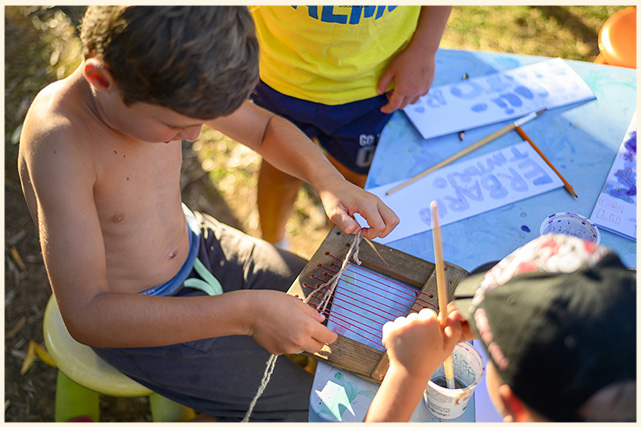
left=92, top=211, right=312, bottom=422
left=251, top=80, right=393, bottom=175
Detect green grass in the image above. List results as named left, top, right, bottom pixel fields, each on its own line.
left=440, top=6, right=627, bottom=61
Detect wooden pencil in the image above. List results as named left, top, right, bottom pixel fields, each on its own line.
left=514, top=126, right=578, bottom=198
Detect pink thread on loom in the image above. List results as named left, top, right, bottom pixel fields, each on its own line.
left=310, top=265, right=438, bottom=318
left=324, top=255, right=439, bottom=309
left=304, top=230, right=362, bottom=313
left=309, top=274, right=409, bottom=319
left=307, top=295, right=393, bottom=346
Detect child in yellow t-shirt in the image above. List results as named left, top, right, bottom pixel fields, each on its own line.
left=250, top=6, right=452, bottom=248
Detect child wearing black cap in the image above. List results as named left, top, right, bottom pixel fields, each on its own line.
left=365, top=233, right=636, bottom=422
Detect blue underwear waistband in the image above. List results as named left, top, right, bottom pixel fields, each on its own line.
left=140, top=205, right=201, bottom=296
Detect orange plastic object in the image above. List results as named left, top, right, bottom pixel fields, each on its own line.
left=595, top=7, right=636, bottom=68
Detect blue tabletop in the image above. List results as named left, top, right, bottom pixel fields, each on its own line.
left=310, top=49, right=636, bottom=423
left=366, top=48, right=636, bottom=270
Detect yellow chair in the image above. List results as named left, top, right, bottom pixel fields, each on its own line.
left=594, top=7, right=636, bottom=68
left=43, top=296, right=196, bottom=422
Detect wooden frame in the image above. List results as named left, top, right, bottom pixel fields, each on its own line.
left=287, top=227, right=468, bottom=384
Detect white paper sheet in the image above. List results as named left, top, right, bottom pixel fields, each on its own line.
left=358, top=142, right=564, bottom=244
left=404, top=58, right=595, bottom=140
left=590, top=112, right=637, bottom=241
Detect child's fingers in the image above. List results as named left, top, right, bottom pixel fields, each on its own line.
left=377, top=69, right=394, bottom=95
left=447, top=301, right=460, bottom=316
left=380, top=93, right=408, bottom=114
left=447, top=303, right=476, bottom=342
left=416, top=307, right=438, bottom=322
left=326, top=208, right=361, bottom=236
left=298, top=297, right=327, bottom=323
left=450, top=312, right=475, bottom=342
left=444, top=318, right=462, bottom=342
left=381, top=316, right=408, bottom=348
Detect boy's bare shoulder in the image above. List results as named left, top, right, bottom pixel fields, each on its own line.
left=20, top=76, right=99, bottom=192
left=24, top=80, right=82, bottom=144
left=21, top=77, right=98, bottom=168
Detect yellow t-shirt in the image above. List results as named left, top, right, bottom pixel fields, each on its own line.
left=251, top=6, right=421, bottom=105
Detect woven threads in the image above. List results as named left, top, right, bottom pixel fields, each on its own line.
left=305, top=230, right=362, bottom=313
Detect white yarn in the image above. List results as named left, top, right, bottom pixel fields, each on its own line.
left=242, top=231, right=362, bottom=422
left=304, top=230, right=362, bottom=313
left=241, top=353, right=278, bottom=422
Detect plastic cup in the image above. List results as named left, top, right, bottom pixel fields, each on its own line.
left=539, top=212, right=600, bottom=244
left=423, top=342, right=485, bottom=419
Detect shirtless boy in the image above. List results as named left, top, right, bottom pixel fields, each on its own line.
left=18, top=6, right=398, bottom=421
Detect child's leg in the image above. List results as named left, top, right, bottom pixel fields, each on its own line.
left=256, top=149, right=366, bottom=245
left=192, top=211, right=307, bottom=292
left=94, top=333, right=312, bottom=421
left=256, top=159, right=302, bottom=244
left=323, top=150, right=368, bottom=188
left=251, top=82, right=316, bottom=245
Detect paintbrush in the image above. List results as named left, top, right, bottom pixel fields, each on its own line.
left=430, top=200, right=455, bottom=389
left=386, top=109, right=546, bottom=196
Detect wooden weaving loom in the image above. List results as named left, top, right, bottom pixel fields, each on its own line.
left=287, top=227, right=469, bottom=384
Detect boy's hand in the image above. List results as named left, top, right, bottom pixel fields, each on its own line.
left=317, top=179, right=399, bottom=241
left=247, top=291, right=337, bottom=355
left=382, top=308, right=461, bottom=381
left=376, top=6, right=452, bottom=115
left=447, top=301, right=476, bottom=342
left=377, top=46, right=436, bottom=114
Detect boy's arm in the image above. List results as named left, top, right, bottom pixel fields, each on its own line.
left=22, top=124, right=335, bottom=352
left=364, top=309, right=461, bottom=422
left=208, top=101, right=399, bottom=241
left=377, top=6, right=452, bottom=113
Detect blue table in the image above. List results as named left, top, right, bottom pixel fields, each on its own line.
left=367, top=49, right=636, bottom=271
left=309, top=49, right=636, bottom=422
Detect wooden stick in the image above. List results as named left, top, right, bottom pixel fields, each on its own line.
left=515, top=126, right=578, bottom=198
left=430, top=201, right=455, bottom=389
left=386, top=123, right=516, bottom=195
left=386, top=109, right=545, bottom=196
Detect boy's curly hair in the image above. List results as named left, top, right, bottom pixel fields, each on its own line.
left=80, top=6, right=259, bottom=119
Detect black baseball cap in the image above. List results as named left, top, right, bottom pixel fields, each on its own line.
left=453, top=233, right=636, bottom=421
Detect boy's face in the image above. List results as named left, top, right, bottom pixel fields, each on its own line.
left=485, top=362, right=508, bottom=419
left=101, top=87, right=205, bottom=144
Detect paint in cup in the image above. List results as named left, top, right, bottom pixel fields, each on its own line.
left=539, top=212, right=600, bottom=244
left=423, top=342, right=485, bottom=419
